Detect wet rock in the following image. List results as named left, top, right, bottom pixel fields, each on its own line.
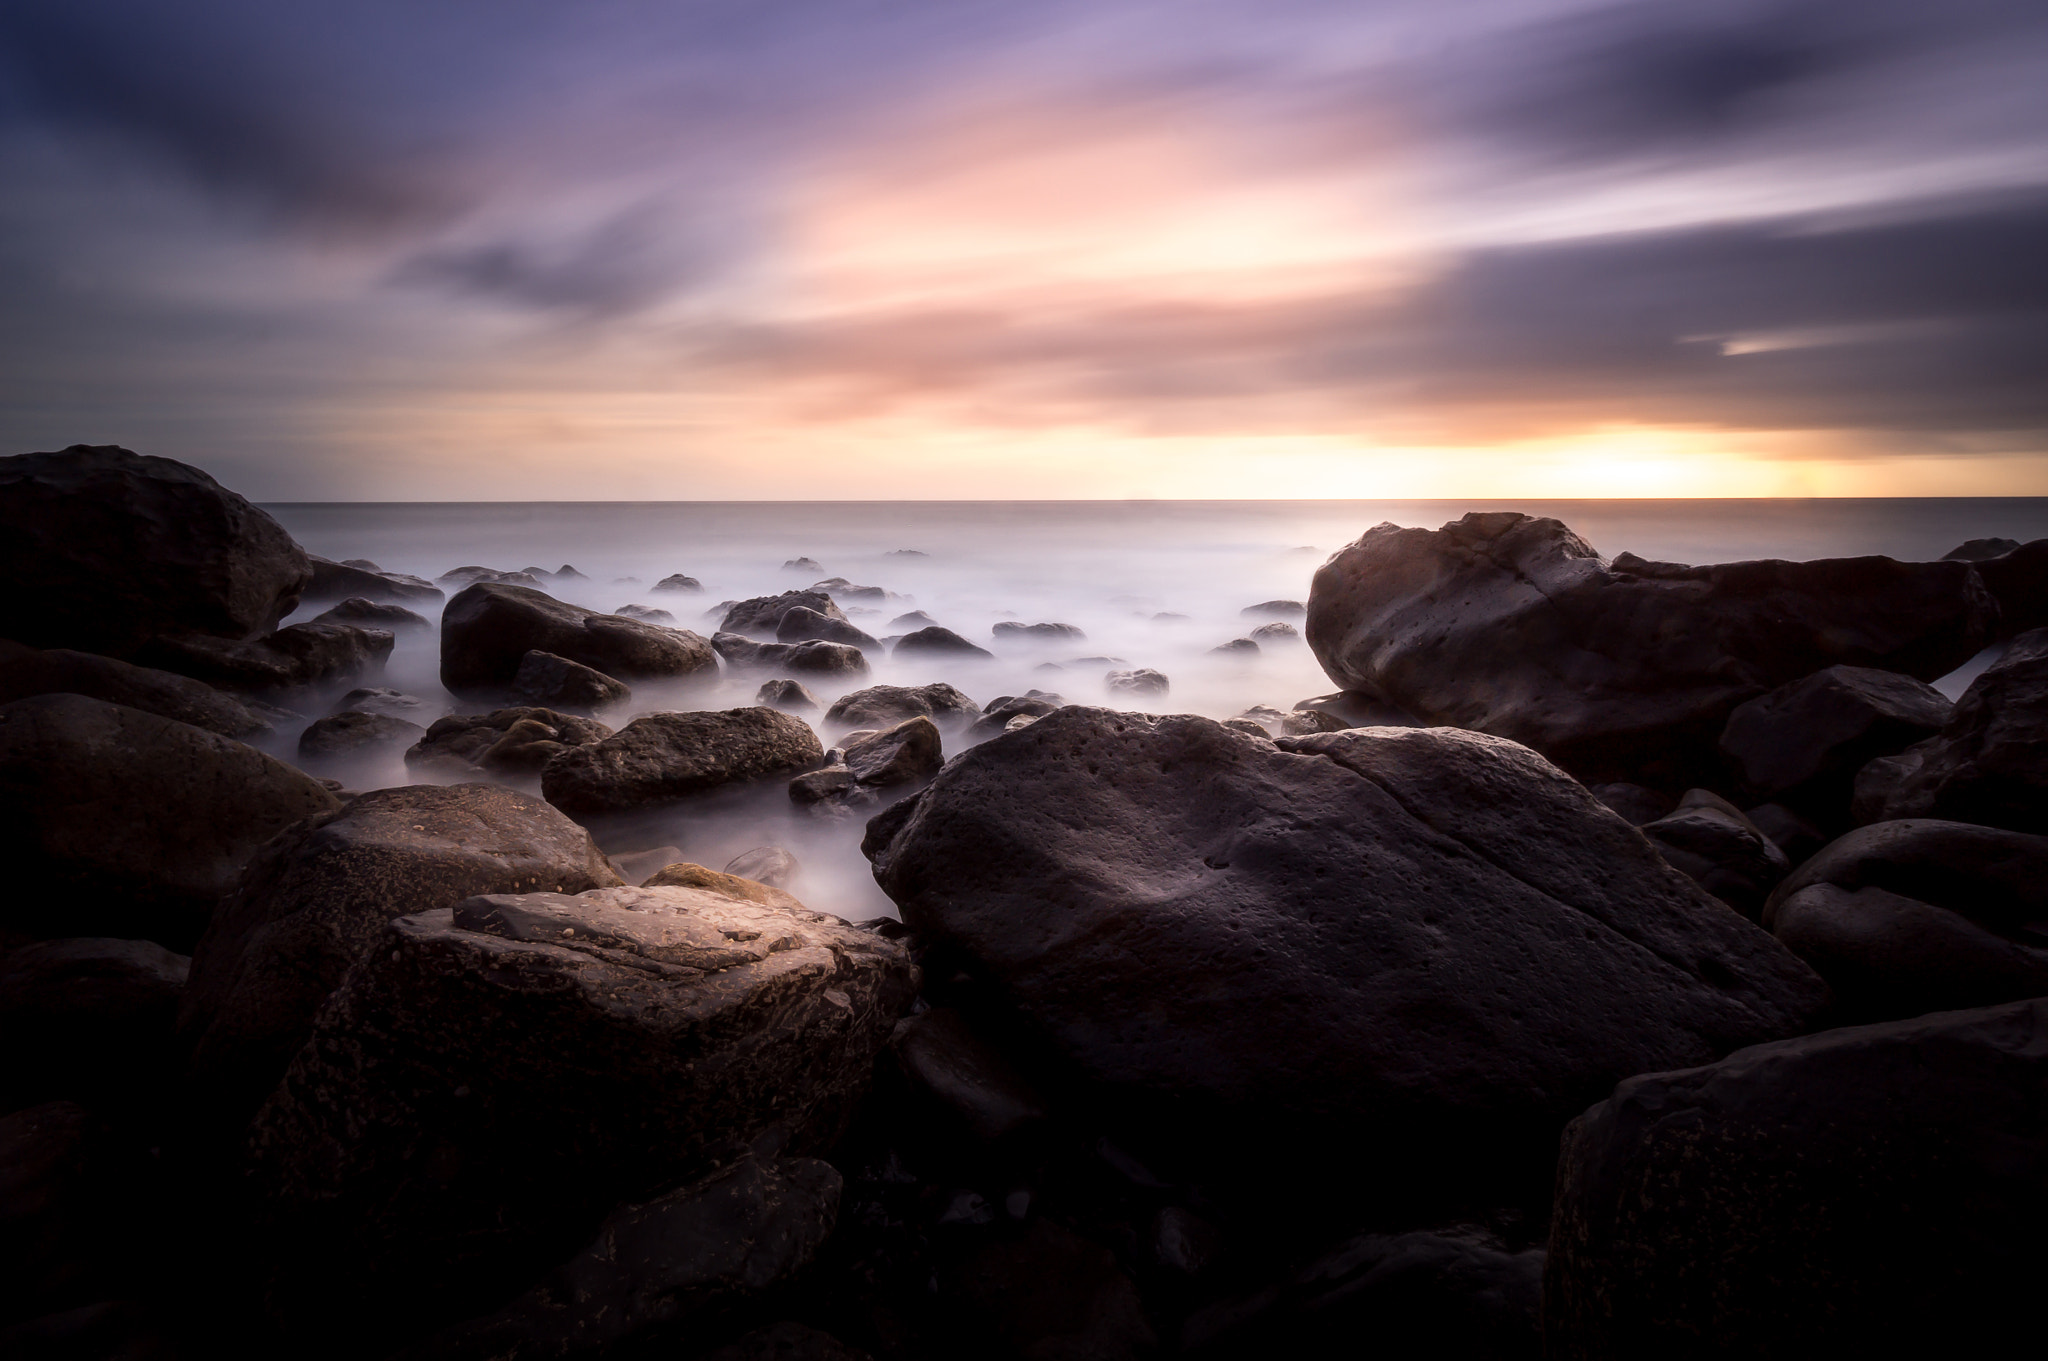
left=721, top=591, right=847, bottom=638
left=890, top=1007, right=1047, bottom=1142
left=0, top=694, right=339, bottom=950
left=0, top=640, right=274, bottom=740
left=140, top=621, right=394, bottom=695
left=1249, top=621, right=1299, bottom=643
left=1719, top=665, right=1952, bottom=821
left=310, top=596, right=432, bottom=631
left=1221, top=718, right=1272, bottom=738
left=788, top=762, right=860, bottom=810
left=1241, top=600, right=1305, bottom=620
left=1945, top=537, right=2023, bottom=561
left=888, top=611, right=938, bottom=631
left=1589, top=783, right=1675, bottom=826
left=826, top=683, right=981, bottom=731
left=297, top=710, right=427, bottom=762
left=542, top=707, right=825, bottom=816
left=1308, top=513, right=1996, bottom=787
left=726, top=847, right=800, bottom=888
left=332, top=686, right=435, bottom=722
left=812, top=578, right=889, bottom=603
left=1547, top=998, right=2048, bottom=1357
left=180, top=782, right=621, bottom=1122
left=1761, top=818, right=2048, bottom=1021
left=406, top=707, right=612, bottom=779
left=304, top=557, right=442, bottom=608
left=511, top=650, right=632, bottom=711
left=0, top=939, right=188, bottom=1113
left=756, top=679, right=821, bottom=713
left=777, top=606, right=880, bottom=650
left=992, top=621, right=1086, bottom=642
left=866, top=710, right=1826, bottom=1215
left=892, top=626, right=993, bottom=660
left=0, top=445, right=310, bottom=659
left=1638, top=790, right=1790, bottom=919
left=1210, top=638, right=1260, bottom=655
left=653, top=574, right=703, bottom=593
left=1103, top=667, right=1168, bottom=697
left=614, top=603, right=677, bottom=625
left=438, top=566, right=539, bottom=589
left=247, top=886, right=916, bottom=1318
left=442, top=583, right=716, bottom=696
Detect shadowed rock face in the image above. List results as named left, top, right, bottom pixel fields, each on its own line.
left=720, top=591, right=848, bottom=638
left=303, top=557, right=442, bottom=608
left=541, top=707, right=825, bottom=816
left=440, top=582, right=716, bottom=695
left=406, top=707, right=612, bottom=779
left=864, top=707, right=1826, bottom=1216
left=0, top=640, right=274, bottom=740
left=138, top=621, right=394, bottom=695
left=1718, top=664, right=1952, bottom=820
left=0, top=445, right=311, bottom=659
left=825, top=683, right=981, bottom=730
left=1306, top=513, right=1996, bottom=786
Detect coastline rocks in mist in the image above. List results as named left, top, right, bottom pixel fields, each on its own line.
left=1240, top=600, right=1305, bottom=620
left=892, top=626, right=993, bottom=660
left=406, top=707, right=613, bottom=779
left=438, top=566, right=544, bottom=590
left=542, top=707, right=825, bottom=816
left=510, top=649, right=632, bottom=711
left=0, top=640, right=274, bottom=740
left=180, top=783, right=621, bottom=1124
left=965, top=691, right=1065, bottom=741
left=777, top=605, right=880, bottom=650
left=304, top=556, right=442, bottom=608
left=813, top=577, right=888, bottom=603
left=0, top=445, right=311, bottom=659
left=652, top=574, right=702, bottom=593
left=1761, top=819, right=2048, bottom=1022
left=440, top=583, right=716, bottom=696
left=1293, top=691, right=1423, bottom=729
left=993, top=621, right=1086, bottom=643
left=1228, top=704, right=1347, bottom=739
left=713, top=634, right=870, bottom=678
left=1104, top=667, right=1168, bottom=697
left=0, top=938, right=189, bottom=1113
left=725, top=846, right=800, bottom=889
left=1306, top=513, right=1997, bottom=787
left=1211, top=637, right=1261, bottom=656
left=246, top=885, right=915, bottom=1315
left=783, top=557, right=825, bottom=573
left=864, top=709, right=1826, bottom=1212
left=1249, top=621, right=1300, bottom=643
left=1546, top=998, right=2048, bottom=1357
left=1853, top=627, right=2048, bottom=832
left=0, top=694, right=339, bottom=949
left=409, top=1155, right=842, bottom=1361
left=613, top=603, right=677, bottom=625
left=792, top=718, right=942, bottom=814
left=140, top=621, right=394, bottom=695
left=889, top=611, right=938, bottom=631
left=825, top=683, right=981, bottom=731
left=311, top=596, right=432, bottom=632
left=722, top=591, right=846, bottom=637
left=1637, top=790, right=1790, bottom=919
left=297, top=710, right=427, bottom=763
left=756, top=679, right=820, bottom=714
left=1719, top=665, right=1953, bottom=821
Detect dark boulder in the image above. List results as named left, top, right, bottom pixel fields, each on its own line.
left=1638, top=791, right=1790, bottom=919
left=1547, top=998, right=2048, bottom=1357
left=1718, top=665, right=1951, bottom=821
left=1210, top=638, right=1260, bottom=655
left=311, top=596, right=431, bottom=631
left=992, top=621, right=1086, bottom=642
left=1240, top=600, right=1305, bottom=619
left=510, top=650, right=632, bottom=711
left=542, top=708, right=825, bottom=816
left=303, top=557, right=442, bottom=608
left=1743, top=801, right=1828, bottom=864
left=406, top=707, right=611, bottom=779
left=0, top=640, right=273, bottom=740
left=1307, top=514, right=1996, bottom=786
left=1588, top=784, right=1675, bottom=826
left=888, top=611, right=937, bottom=630
left=1944, top=537, right=2022, bottom=561
left=776, top=606, right=879, bottom=650
left=756, top=679, right=821, bottom=713
left=1103, top=667, right=1168, bottom=697
left=812, top=577, right=888, bottom=603
left=1249, top=621, right=1299, bottom=643
left=139, top=621, right=393, bottom=695
left=180, top=783, right=621, bottom=1125
left=0, top=939, right=188, bottom=1113
left=892, top=627, right=993, bottom=660
left=440, top=583, right=715, bottom=696
left=825, top=683, right=980, bottom=731
left=0, top=445, right=310, bottom=659
left=889, top=1007, right=1047, bottom=1144
left=721, top=591, right=846, bottom=638
left=783, top=557, right=824, bottom=574
left=614, top=603, right=677, bottom=625
left=865, top=709, right=1826, bottom=1215
left=843, top=717, right=942, bottom=787
left=965, top=691, right=1065, bottom=741
left=297, top=710, right=426, bottom=763
left=0, top=694, right=340, bottom=949
left=714, top=634, right=869, bottom=678
left=1761, top=818, right=2048, bottom=1021
left=1972, top=538, right=2048, bottom=636
left=1291, top=692, right=1423, bottom=728
left=653, top=574, right=702, bottom=593
left=331, top=686, right=435, bottom=722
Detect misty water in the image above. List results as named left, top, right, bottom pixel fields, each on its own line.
left=265, top=497, right=2048, bottom=921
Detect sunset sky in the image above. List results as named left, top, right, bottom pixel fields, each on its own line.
left=2, top=0, right=2044, bottom=499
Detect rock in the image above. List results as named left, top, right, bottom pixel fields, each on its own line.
left=1743, top=801, right=1827, bottom=864
left=0, top=445, right=310, bottom=659
left=721, top=591, right=848, bottom=638
left=725, top=847, right=800, bottom=889
left=406, top=708, right=612, bottom=779
left=892, top=626, right=993, bottom=660
left=310, top=596, right=432, bottom=631
left=756, top=679, right=821, bottom=713
left=653, top=574, right=703, bottom=593
left=1307, top=514, right=1997, bottom=787
left=1546, top=997, right=2048, bottom=1356
left=552, top=565, right=587, bottom=581
left=843, top=718, right=942, bottom=788
left=614, top=603, right=678, bottom=625
left=303, top=557, right=442, bottom=608
left=965, top=691, right=1065, bottom=741
left=812, top=578, right=889, bottom=603
left=645, top=862, right=803, bottom=910
left=1249, top=621, right=1299, bottom=643
left=179, top=783, right=621, bottom=1122
left=1240, top=600, right=1305, bottom=619
left=0, top=694, right=340, bottom=950
left=441, top=583, right=716, bottom=696
left=247, top=885, right=916, bottom=1318
left=297, top=710, right=427, bottom=762
left=0, top=1102, right=115, bottom=1324
left=865, top=710, right=1827, bottom=1215
left=992, top=622, right=1086, bottom=642
left=510, top=650, right=632, bottom=711
left=945, top=1220, right=1155, bottom=1361
left=1292, top=692, right=1424, bottom=728
left=438, top=566, right=527, bottom=588
left=1760, top=818, right=2048, bottom=1021
left=139, top=621, right=394, bottom=695
left=0, top=939, right=188, bottom=1113
left=699, top=1321, right=872, bottom=1361
left=1103, top=668, right=1168, bottom=697
left=0, top=640, right=274, bottom=740
left=777, top=606, right=880, bottom=650
left=1944, top=537, right=2023, bottom=561
left=1210, top=638, right=1260, bottom=655
left=332, top=686, right=435, bottom=722
left=542, top=708, right=826, bottom=816
left=888, top=611, right=937, bottom=630
left=1971, top=539, right=2048, bottom=635
left=890, top=1007, right=1047, bottom=1142
left=1221, top=718, right=1272, bottom=738
left=789, top=762, right=861, bottom=810
left=1588, top=783, right=1674, bottom=826
left=1718, top=665, right=1952, bottom=821
left=783, top=557, right=824, bottom=573
left=609, top=845, right=686, bottom=885
left=825, top=683, right=981, bottom=731
left=409, top=1156, right=842, bottom=1361
left=1638, top=790, right=1790, bottom=919
left=1853, top=627, right=2048, bottom=832
left=885, top=549, right=928, bottom=559
left=714, top=634, right=870, bottom=678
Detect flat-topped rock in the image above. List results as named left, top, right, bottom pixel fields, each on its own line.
left=441, top=582, right=715, bottom=696
left=541, top=707, right=825, bottom=816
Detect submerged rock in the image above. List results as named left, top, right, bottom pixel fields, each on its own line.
left=652, top=574, right=702, bottom=593
left=724, top=847, right=800, bottom=889
left=297, top=710, right=427, bottom=762
left=992, top=621, right=1086, bottom=642
left=777, top=605, right=880, bottom=650
left=892, top=626, right=994, bottom=660
left=542, top=707, right=825, bottom=816
left=311, top=596, right=432, bottom=632
left=756, top=679, right=821, bottom=714
left=303, top=557, right=442, bottom=608
left=1103, top=667, right=1168, bottom=697
left=441, top=583, right=715, bottom=696
left=714, top=634, right=869, bottom=678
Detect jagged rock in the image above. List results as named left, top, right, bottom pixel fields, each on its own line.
left=406, top=708, right=612, bottom=779
left=825, top=683, right=980, bottom=731
left=311, top=596, right=432, bottom=631
left=992, top=622, right=1086, bottom=642
left=1547, top=998, right=2048, bottom=1356
left=510, top=650, right=632, bottom=711
left=1638, top=790, right=1790, bottom=919
left=714, top=634, right=869, bottom=678
left=722, top=591, right=846, bottom=638
left=331, top=687, right=435, bottom=721
left=756, top=679, right=821, bottom=714
left=725, top=847, right=800, bottom=889
left=865, top=709, right=1826, bottom=1215
left=542, top=708, right=825, bottom=816
left=180, top=783, right=621, bottom=1122
left=0, top=939, right=188, bottom=1113
left=0, top=445, right=310, bottom=659
left=892, top=626, right=993, bottom=660
left=139, top=622, right=393, bottom=695
left=303, top=557, right=442, bottom=608
left=652, top=574, right=702, bottom=593
left=1103, top=668, right=1168, bottom=697
left=1719, top=665, right=1952, bottom=821
left=0, top=640, right=273, bottom=739
left=1240, top=600, right=1305, bottom=619
left=843, top=718, right=942, bottom=787
left=0, top=694, right=339, bottom=949
left=777, top=606, right=880, bottom=650
left=297, top=710, right=427, bottom=762
left=441, top=583, right=715, bottom=696
left=1307, top=514, right=1996, bottom=786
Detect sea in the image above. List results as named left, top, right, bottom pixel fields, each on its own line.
left=265, top=498, right=2048, bottom=920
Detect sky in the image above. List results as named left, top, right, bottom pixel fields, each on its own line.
left=2, top=0, right=2045, bottom=499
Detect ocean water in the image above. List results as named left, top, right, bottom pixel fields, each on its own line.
left=265, top=498, right=2048, bottom=920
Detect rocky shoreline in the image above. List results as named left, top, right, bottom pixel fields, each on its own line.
left=4, top=443, right=2047, bottom=1358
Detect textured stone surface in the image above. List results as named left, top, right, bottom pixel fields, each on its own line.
left=406, top=707, right=612, bottom=779
left=892, top=626, right=994, bottom=660
left=311, top=597, right=432, bottom=631
left=441, top=582, right=715, bottom=695
left=297, top=710, right=426, bottom=761
left=777, top=606, right=879, bottom=650
left=1718, top=665, right=1952, bottom=818
left=0, top=640, right=274, bottom=740
left=138, top=621, right=393, bottom=695
left=510, top=649, right=632, bottom=711
left=542, top=707, right=825, bottom=816
left=721, top=591, right=847, bottom=637
left=713, top=634, right=870, bottom=678
left=825, top=683, right=980, bottom=730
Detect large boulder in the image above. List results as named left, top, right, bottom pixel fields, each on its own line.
left=825, top=683, right=980, bottom=731
left=777, top=606, right=879, bottom=650
left=406, top=707, right=612, bottom=779
left=137, top=621, right=394, bottom=695
left=179, top=783, right=621, bottom=1123
left=440, top=583, right=715, bottom=696
left=712, top=634, right=870, bottom=678
left=246, top=885, right=916, bottom=1317
left=311, top=597, right=432, bottom=632
left=1971, top=538, right=2048, bottom=636
left=1546, top=998, right=2048, bottom=1357
left=1306, top=514, right=1996, bottom=786
left=510, top=650, right=632, bottom=711
left=864, top=709, right=1827, bottom=1214
left=1637, top=791, right=1790, bottom=919
left=541, top=708, right=825, bottom=816
left=297, top=710, right=427, bottom=764
left=0, top=938, right=188, bottom=1113
left=1718, top=665, right=1953, bottom=822
left=0, top=694, right=340, bottom=950
left=0, top=445, right=310, bottom=659
left=721, top=591, right=848, bottom=638
left=892, top=626, right=993, bottom=660
left=302, top=556, right=442, bottom=608
left=1761, top=819, right=2048, bottom=1021
left=0, top=640, right=273, bottom=740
